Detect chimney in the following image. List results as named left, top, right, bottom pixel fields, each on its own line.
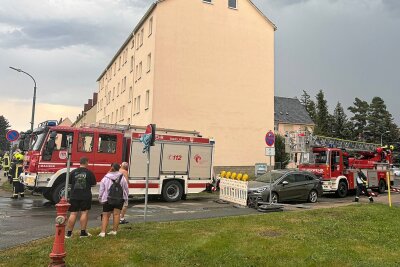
left=88, top=99, right=93, bottom=108
left=93, top=92, right=98, bottom=106
left=84, top=104, right=89, bottom=112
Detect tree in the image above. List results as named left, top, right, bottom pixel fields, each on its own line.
left=314, top=90, right=331, bottom=136
left=332, top=102, right=353, bottom=139
left=275, top=134, right=290, bottom=169
left=0, top=115, right=11, bottom=153
left=366, top=97, right=398, bottom=145
left=300, top=90, right=317, bottom=122
left=348, top=98, right=369, bottom=141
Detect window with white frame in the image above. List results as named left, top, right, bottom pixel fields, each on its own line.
left=124, top=77, right=126, bottom=92
left=139, top=62, right=142, bottom=79
left=117, top=83, right=120, bottom=96
left=135, top=65, right=138, bottom=81
left=136, top=32, right=140, bottom=49
left=116, top=109, right=118, bottom=122
left=131, top=38, right=134, bottom=49
left=140, top=29, right=144, bottom=46
left=137, top=95, right=141, bottom=114
left=133, top=97, right=137, bottom=115
left=129, top=86, right=132, bottom=102
left=147, top=53, right=151, bottom=72
left=149, top=17, right=153, bottom=36
left=145, top=90, right=150, bottom=110
left=130, top=56, right=134, bottom=72
left=228, top=0, right=237, bottom=8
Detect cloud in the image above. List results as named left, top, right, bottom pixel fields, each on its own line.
left=0, top=98, right=81, bottom=132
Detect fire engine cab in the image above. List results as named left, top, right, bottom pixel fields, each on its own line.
left=21, top=121, right=215, bottom=203
left=285, top=131, right=393, bottom=197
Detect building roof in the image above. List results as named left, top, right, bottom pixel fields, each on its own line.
left=97, top=0, right=276, bottom=82
left=274, top=97, right=314, bottom=125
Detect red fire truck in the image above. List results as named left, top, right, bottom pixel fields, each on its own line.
left=285, top=131, right=393, bottom=197
left=21, top=121, right=215, bottom=203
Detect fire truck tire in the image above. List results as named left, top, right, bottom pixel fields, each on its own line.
left=336, top=181, right=348, bottom=198
left=378, top=179, right=386, bottom=194
left=52, top=183, right=66, bottom=204
left=162, top=180, right=183, bottom=202
left=42, top=189, right=53, bottom=202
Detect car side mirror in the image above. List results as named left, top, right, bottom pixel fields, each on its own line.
left=282, top=181, right=289, bottom=186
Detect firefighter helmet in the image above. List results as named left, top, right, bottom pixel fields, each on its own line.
left=14, top=153, right=24, bottom=161
left=220, top=171, right=226, bottom=178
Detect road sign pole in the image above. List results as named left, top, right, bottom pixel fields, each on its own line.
left=144, top=149, right=150, bottom=223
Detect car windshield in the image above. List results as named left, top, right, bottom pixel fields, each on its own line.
left=32, top=132, right=47, bottom=151
left=255, top=172, right=284, bottom=183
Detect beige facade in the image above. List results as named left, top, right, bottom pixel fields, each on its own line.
left=97, top=0, right=275, bottom=166
left=73, top=104, right=97, bottom=128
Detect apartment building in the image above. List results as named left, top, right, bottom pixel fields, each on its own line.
left=96, top=0, right=276, bottom=167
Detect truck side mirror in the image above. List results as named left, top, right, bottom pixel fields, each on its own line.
left=282, top=181, right=289, bottom=186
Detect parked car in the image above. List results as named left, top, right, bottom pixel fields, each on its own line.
left=247, top=170, right=323, bottom=205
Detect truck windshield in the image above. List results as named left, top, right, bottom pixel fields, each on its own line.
left=313, top=151, right=329, bottom=164
left=32, top=132, right=47, bottom=151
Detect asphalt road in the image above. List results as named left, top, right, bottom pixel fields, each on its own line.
left=1, top=176, right=399, bottom=251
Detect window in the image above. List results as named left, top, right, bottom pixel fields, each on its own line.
left=139, top=62, right=142, bottom=79
left=294, top=174, right=307, bottom=183
left=140, top=29, right=144, bottom=46
left=281, top=175, right=295, bottom=184
left=98, top=134, right=117, bottom=154
left=131, top=38, right=134, bottom=49
left=114, top=62, right=116, bottom=75
left=135, top=65, right=138, bottom=81
left=54, top=132, right=73, bottom=150
left=228, top=0, right=237, bottom=8
left=111, top=112, right=114, bottom=122
left=136, top=32, right=140, bottom=49
left=147, top=53, right=151, bottom=72
left=125, top=48, right=128, bottom=63
left=133, top=97, right=137, bottom=115
left=77, top=133, right=94, bottom=153
left=127, top=118, right=130, bottom=125
left=129, top=86, right=132, bottom=102
left=130, top=56, right=134, bottom=72
left=123, top=77, right=126, bottom=92
left=107, top=92, right=111, bottom=104
left=119, top=56, right=121, bottom=70
left=149, top=17, right=153, bottom=36
left=145, top=90, right=150, bottom=110
left=117, top=83, right=120, bottom=96
left=112, top=87, right=115, bottom=100
left=137, top=95, right=141, bottom=114
left=116, top=109, right=118, bottom=122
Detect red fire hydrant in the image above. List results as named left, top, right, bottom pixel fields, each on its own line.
left=49, top=197, right=70, bottom=267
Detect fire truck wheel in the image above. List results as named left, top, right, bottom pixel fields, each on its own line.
left=307, top=190, right=318, bottom=203
left=336, top=181, right=348, bottom=198
left=378, top=179, right=386, bottom=194
left=42, top=189, right=53, bottom=202
left=162, top=180, right=183, bottom=202
left=52, top=183, right=67, bottom=204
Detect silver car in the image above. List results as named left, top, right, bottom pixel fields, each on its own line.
left=248, top=170, right=323, bottom=205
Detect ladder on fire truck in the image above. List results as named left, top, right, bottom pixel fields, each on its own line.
left=285, top=131, right=380, bottom=156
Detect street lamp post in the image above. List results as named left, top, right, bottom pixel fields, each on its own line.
left=380, top=131, right=390, bottom=146
left=9, top=67, right=37, bottom=131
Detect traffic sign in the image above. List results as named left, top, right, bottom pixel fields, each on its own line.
left=6, top=130, right=20, bottom=142
left=265, top=130, right=275, bottom=147
left=265, top=147, right=275, bottom=156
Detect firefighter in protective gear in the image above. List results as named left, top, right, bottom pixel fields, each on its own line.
left=10, top=153, right=24, bottom=199
left=2, top=152, right=10, bottom=178
left=354, top=168, right=373, bottom=203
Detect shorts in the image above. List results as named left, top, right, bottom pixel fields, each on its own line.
left=69, top=199, right=92, bottom=212
left=103, top=201, right=124, bottom=212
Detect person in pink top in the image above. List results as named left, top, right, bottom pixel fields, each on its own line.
left=98, top=163, right=129, bottom=237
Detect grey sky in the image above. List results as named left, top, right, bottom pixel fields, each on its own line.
left=0, top=0, right=399, bottom=128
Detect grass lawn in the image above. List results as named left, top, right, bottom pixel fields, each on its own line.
left=0, top=204, right=399, bottom=267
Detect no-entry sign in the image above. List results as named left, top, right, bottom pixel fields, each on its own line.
left=265, top=131, right=275, bottom=147
left=6, top=130, right=20, bottom=142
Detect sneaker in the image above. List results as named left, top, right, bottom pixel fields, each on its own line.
left=98, top=232, right=106, bottom=237
left=65, top=235, right=72, bottom=239
left=119, top=218, right=129, bottom=224
left=107, top=231, right=117, bottom=236
left=369, top=198, right=374, bottom=203
left=80, top=232, right=92, bottom=238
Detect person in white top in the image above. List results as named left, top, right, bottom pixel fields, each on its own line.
left=354, top=169, right=373, bottom=203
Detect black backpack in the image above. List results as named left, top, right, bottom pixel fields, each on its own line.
left=107, top=174, right=124, bottom=206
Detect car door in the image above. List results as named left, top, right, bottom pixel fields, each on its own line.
left=294, top=173, right=314, bottom=200
left=275, top=174, right=297, bottom=201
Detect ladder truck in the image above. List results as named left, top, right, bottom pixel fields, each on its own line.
left=285, top=131, right=393, bottom=197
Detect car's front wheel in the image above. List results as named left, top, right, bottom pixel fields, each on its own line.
left=308, top=190, right=318, bottom=203
left=270, top=192, right=279, bottom=204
